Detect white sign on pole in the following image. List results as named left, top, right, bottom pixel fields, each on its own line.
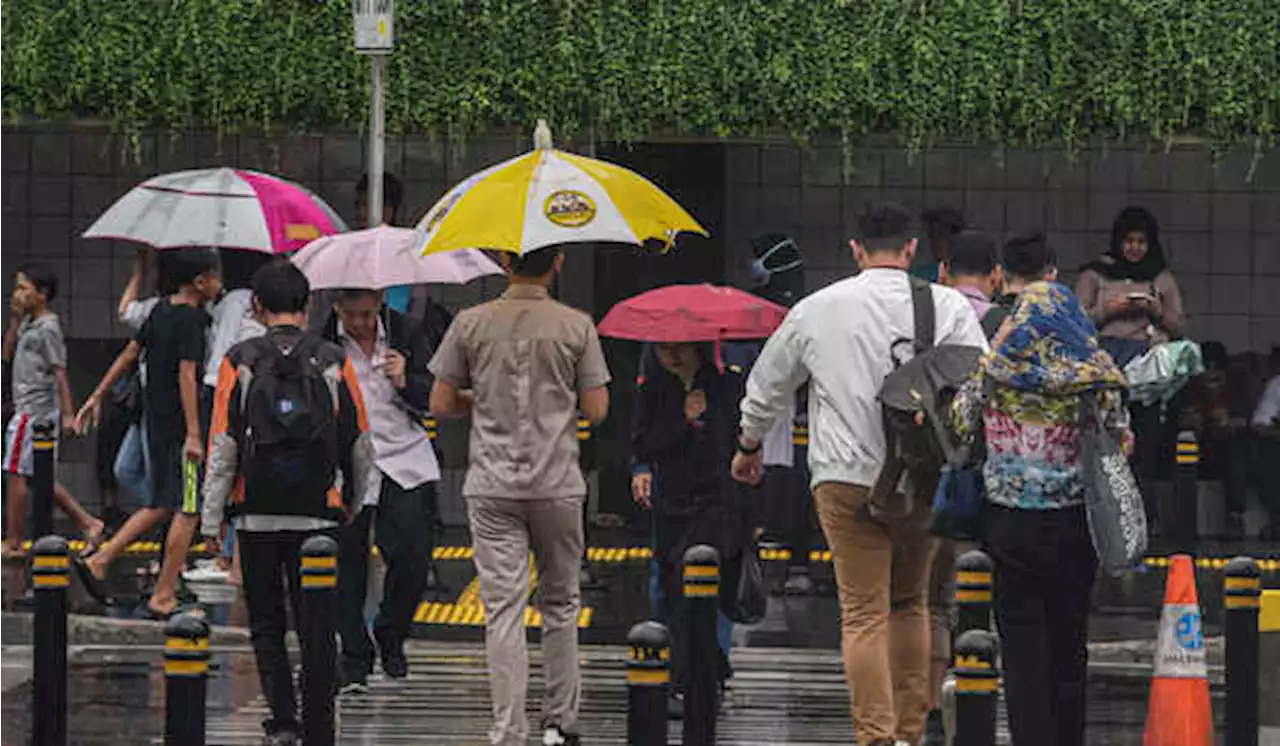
left=352, top=0, right=394, bottom=54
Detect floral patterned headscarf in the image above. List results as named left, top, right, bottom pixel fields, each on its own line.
left=984, top=281, right=1127, bottom=395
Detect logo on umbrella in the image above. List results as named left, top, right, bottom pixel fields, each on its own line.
left=544, top=190, right=596, bottom=228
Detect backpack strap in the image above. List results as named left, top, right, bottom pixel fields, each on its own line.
left=909, top=277, right=936, bottom=355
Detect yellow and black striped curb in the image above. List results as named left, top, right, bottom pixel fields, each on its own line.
left=15, top=541, right=1280, bottom=572
left=413, top=574, right=594, bottom=628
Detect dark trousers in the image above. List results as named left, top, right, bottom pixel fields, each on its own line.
left=984, top=504, right=1096, bottom=746
left=338, top=478, right=437, bottom=678
left=762, top=463, right=814, bottom=569
left=240, top=529, right=336, bottom=734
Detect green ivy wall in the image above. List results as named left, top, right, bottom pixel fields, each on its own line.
left=3, top=0, right=1279, bottom=152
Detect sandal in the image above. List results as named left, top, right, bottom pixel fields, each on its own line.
left=72, top=555, right=116, bottom=606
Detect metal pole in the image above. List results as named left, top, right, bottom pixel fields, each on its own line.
left=626, top=621, right=671, bottom=746
left=164, top=612, right=210, bottom=746
left=1224, top=556, right=1261, bottom=746
left=367, top=54, right=386, bottom=228
left=31, top=535, right=69, bottom=746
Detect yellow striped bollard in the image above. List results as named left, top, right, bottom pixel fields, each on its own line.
left=626, top=621, right=671, bottom=746
left=682, top=544, right=720, bottom=746
left=164, top=611, right=211, bottom=745
left=953, top=629, right=1000, bottom=746
left=1225, top=556, right=1261, bottom=746
left=1170, top=431, right=1200, bottom=552
left=300, top=535, right=339, bottom=746
left=31, top=420, right=57, bottom=539
left=955, top=549, right=994, bottom=634
left=32, top=535, right=69, bottom=746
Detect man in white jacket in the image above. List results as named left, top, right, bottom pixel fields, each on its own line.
left=731, top=202, right=987, bottom=746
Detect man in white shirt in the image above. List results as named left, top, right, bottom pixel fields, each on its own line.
left=325, top=289, right=441, bottom=691
left=731, top=202, right=988, bottom=746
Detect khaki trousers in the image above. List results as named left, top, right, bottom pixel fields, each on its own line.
left=468, top=496, right=584, bottom=746
left=812, top=482, right=939, bottom=745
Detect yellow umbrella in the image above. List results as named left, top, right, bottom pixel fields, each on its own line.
left=413, top=121, right=708, bottom=256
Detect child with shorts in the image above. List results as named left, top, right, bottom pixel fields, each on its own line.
left=2, top=264, right=104, bottom=557
left=74, top=248, right=222, bottom=619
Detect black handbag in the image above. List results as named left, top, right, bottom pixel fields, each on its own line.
left=723, top=542, right=767, bottom=625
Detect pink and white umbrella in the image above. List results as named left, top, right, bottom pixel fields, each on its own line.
left=84, top=168, right=344, bottom=254
left=291, top=227, right=505, bottom=290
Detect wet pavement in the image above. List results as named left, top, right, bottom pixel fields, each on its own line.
left=1, top=531, right=1275, bottom=744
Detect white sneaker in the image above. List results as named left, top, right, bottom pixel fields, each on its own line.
left=183, top=559, right=230, bottom=583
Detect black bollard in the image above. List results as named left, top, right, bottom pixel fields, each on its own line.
left=627, top=621, right=671, bottom=746
left=164, top=612, right=210, bottom=746
left=955, top=549, right=993, bottom=635
left=1224, top=556, right=1261, bottom=746
left=31, top=535, right=69, bottom=746
left=30, top=420, right=57, bottom=540
left=1169, top=430, right=1200, bottom=552
left=300, top=534, right=339, bottom=746
left=953, top=629, right=1000, bottom=746
left=682, top=544, right=719, bottom=746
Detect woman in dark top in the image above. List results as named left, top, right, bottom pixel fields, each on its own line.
left=631, top=342, right=751, bottom=696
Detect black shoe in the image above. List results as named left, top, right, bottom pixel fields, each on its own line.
left=923, top=707, right=945, bottom=746
left=374, top=627, right=408, bottom=679
left=783, top=566, right=816, bottom=596
left=667, top=691, right=685, bottom=720
left=541, top=722, right=580, bottom=745
left=261, top=719, right=300, bottom=746
left=338, top=667, right=369, bottom=695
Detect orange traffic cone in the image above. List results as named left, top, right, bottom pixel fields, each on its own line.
left=1143, top=554, right=1214, bottom=746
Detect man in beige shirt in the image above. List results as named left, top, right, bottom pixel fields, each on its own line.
left=429, top=247, right=610, bottom=746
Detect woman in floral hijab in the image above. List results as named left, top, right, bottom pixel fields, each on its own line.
left=951, top=281, right=1130, bottom=746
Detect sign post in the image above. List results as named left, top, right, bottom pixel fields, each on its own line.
left=352, top=0, right=394, bottom=229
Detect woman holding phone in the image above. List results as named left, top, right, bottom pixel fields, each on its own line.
left=1076, top=205, right=1186, bottom=535
left=1075, top=206, right=1185, bottom=367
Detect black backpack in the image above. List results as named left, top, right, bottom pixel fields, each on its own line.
left=869, top=278, right=984, bottom=521
left=239, top=336, right=339, bottom=510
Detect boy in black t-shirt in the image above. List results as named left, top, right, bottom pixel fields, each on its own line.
left=75, top=248, right=223, bottom=619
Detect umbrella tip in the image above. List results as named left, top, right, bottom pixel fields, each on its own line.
left=533, top=120, right=553, bottom=151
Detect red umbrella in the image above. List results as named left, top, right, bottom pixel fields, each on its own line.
left=597, top=284, right=788, bottom=343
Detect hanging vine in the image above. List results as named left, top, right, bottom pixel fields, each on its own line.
left=3, top=0, right=1277, bottom=154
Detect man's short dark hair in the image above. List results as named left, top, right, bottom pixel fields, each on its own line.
left=356, top=172, right=404, bottom=211
left=252, top=260, right=311, bottom=314
left=335, top=288, right=381, bottom=305
left=162, top=247, right=221, bottom=288
left=946, top=230, right=999, bottom=277
left=856, top=202, right=916, bottom=254
left=1003, top=232, right=1057, bottom=280
left=510, top=247, right=562, bottom=278
left=921, top=206, right=967, bottom=239
left=17, top=263, right=58, bottom=303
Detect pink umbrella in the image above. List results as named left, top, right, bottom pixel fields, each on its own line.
left=83, top=168, right=344, bottom=254
left=597, top=284, right=788, bottom=342
left=291, top=227, right=505, bottom=290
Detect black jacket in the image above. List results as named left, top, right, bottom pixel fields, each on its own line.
left=631, top=358, right=752, bottom=564
left=319, top=308, right=435, bottom=422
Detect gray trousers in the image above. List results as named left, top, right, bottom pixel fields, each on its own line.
left=468, top=495, right=585, bottom=746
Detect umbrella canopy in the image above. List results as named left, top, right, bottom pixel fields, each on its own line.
left=411, top=120, right=707, bottom=257
left=291, top=226, right=505, bottom=290
left=84, top=168, right=343, bottom=254
left=597, top=284, right=788, bottom=343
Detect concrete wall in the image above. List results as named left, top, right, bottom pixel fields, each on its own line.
left=722, top=142, right=1280, bottom=353
left=3, top=125, right=1279, bottom=520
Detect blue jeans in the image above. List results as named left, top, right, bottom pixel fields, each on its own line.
left=649, top=558, right=733, bottom=657
left=112, top=422, right=151, bottom=508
